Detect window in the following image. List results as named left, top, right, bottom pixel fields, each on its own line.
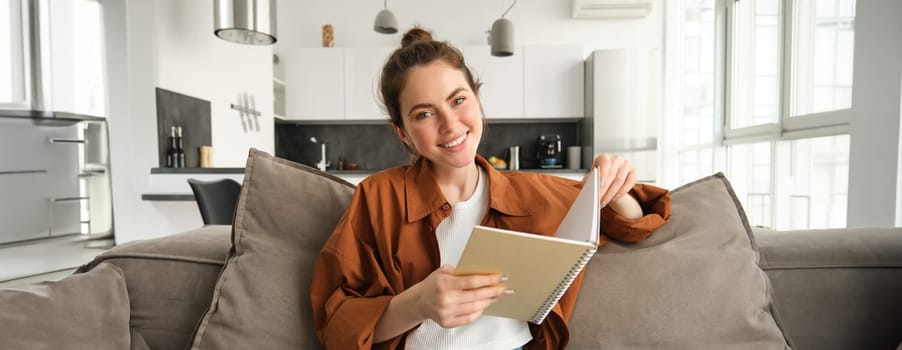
left=50, top=0, right=106, bottom=116
left=1, top=0, right=28, bottom=108
left=669, top=0, right=855, bottom=229
left=791, top=0, right=855, bottom=116
left=679, top=0, right=720, bottom=185
left=0, top=0, right=106, bottom=115
left=775, top=134, right=849, bottom=229
left=729, top=0, right=781, bottom=129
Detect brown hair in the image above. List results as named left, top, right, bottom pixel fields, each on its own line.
left=379, top=27, right=483, bottom=131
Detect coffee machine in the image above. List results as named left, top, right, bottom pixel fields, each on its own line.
left=536, top=134, right=563, bottom=168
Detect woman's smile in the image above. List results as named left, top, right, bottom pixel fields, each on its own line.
left=440, top=132, right=469, bottom=149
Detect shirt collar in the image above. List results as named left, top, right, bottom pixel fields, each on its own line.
left=404, top=155, right=533, bottom=223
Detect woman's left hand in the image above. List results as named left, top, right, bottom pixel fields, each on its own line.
left=586, top=154, right=636, bottom=207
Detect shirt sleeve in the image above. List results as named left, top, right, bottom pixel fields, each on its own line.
left=310, top=188, right=405, bottom=350
left=600, top=183, right=671, bottom=243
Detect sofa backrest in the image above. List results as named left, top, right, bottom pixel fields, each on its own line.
left=756, top=227, right=902, bottom=350
left=78, top=225, right=231, bottom=350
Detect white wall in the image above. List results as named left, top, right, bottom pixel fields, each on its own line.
left=104, top=0, right=273, bottom=243
left=846, top=0, right=902, bottom=227
left=274, top=0, right=663, bottom=73
left=104, top=0, right=661, bottom=243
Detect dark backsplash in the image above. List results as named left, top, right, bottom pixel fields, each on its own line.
left=275, top=121, right=580, bottom=171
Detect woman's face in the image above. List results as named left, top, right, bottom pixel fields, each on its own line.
left=393, top=60, right=483, bottom=172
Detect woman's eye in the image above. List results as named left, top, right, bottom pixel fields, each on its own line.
left=453, top=97, right=465, bottom=105
left=415, top=111, right=433, bottom=120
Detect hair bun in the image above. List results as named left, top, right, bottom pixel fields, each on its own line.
left=401, top=27, right=433, bottom=48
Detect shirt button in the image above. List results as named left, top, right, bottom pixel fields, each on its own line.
left=441, top=204, right=451, bottom=211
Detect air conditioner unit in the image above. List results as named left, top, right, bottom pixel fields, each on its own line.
left=571, top=0, right=653, bottom=19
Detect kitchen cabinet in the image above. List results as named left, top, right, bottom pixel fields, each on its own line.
left=0, top=119, right=82, bottom=244
left=344, top=47, right=394, bottom=120
left=284, top=48, right=345, bottom=120
left=523, top=46, right=585, bottom=118
left=282, top=45, right=584, bottom=121
left=461, top=46, right=524, bottom=119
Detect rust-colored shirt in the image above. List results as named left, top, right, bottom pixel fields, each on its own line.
left=311, top=156, right=671, bottom=349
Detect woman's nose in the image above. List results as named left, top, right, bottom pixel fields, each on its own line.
left=436, top=108, right=459, bottom=130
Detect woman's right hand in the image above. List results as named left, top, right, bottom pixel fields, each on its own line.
left=410, top=264, right=509, bottom=328
left=373, top=264, right=509, bottom=342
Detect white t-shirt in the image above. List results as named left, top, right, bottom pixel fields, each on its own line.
left=405, top=169, right=532, bottom=350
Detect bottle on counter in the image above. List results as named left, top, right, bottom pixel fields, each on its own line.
left=176, top=126, right=186, bottom=168
left=167, top=126, right=178, bottom=168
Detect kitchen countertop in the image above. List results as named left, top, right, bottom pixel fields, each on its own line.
left=144, top=167, right=589, bottom=201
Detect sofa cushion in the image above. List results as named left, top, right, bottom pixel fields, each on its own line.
left=569, top=173, right=792, bottom=349
left=190, top=148, right=355, bottom=349
left=80, top=225, right=231, bottom=350
left=0, top=263, right=132, bottom=349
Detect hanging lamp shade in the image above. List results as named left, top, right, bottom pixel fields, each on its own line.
left=374, top=9, right=399, bottom=34
left=490, top=18, right=514, bottom=57
left=214, top=0, right=277, bottom=45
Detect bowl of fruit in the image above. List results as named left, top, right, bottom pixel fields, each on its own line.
left=488, top=156, right=507, bottom=170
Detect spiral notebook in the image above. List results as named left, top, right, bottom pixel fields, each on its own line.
left=454, top=168, right=600, bottom=324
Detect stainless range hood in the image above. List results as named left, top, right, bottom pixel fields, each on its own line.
left=214, top=0, right=277, bottom=45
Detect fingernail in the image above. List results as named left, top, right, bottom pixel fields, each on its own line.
left=601, top=201, right=607, bottom=207
left=499, top=276, right=509, bottom=282
left=504, top=289, right=514, bottom=295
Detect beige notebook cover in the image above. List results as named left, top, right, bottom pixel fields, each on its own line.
left=454, top=168, right=600, bottom=324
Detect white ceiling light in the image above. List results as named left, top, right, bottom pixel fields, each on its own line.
left=488, top=0, right=517, bottom=57
left=214, top=0, right=277, bottom=45
left=571, top=0, right=653, bottom=19
left=374, top=0, right=399, bottom=34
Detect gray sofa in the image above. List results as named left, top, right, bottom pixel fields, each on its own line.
left=72, top=225, right=902, bottom=350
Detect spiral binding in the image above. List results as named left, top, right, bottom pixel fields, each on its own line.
left=529, top=247, right=598, bottom=324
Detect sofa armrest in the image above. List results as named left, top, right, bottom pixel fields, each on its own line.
left=755, top=227, right=902, bottom=350
left=79, top=225, right=231, bottom=350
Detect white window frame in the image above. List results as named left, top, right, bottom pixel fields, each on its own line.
left=665, top=0, right=854, bottom=229
left=1, top=0, right=53, bottom=112
left=0, top=0, right=30, bottom=109
left=722, top=0, right=851, bottom=145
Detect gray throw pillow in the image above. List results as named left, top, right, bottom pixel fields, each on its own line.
left=0, top=263, right=132, bottom=350
left=568, top=173, right=793, bottom=349
left=189, top=148, right=355, bottom=349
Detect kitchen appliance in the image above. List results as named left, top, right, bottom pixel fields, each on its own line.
left=536, top=134, right=563, bottom=168
left=508, top=145, right=520, bottom=170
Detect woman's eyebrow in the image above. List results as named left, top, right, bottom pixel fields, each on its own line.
left=445, top=87, right=466, bottom=100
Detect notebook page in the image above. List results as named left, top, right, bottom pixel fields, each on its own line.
left=553, top=167, right=599, bottom=244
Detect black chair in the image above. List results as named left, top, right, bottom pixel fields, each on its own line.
left=187, top=178, right=242, bottom=225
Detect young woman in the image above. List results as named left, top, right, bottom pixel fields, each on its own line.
left=310, top=27, right=671, bottom=350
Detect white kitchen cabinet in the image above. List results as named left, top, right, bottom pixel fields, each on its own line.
left=284, top=48, right=345, bottom=120
left=344, top=47, right=394, bottom=120
left=523, top=46, right=585, bottom=118
left=0, top=119, right=81, bottom=243
left=461, top=46, right=524, bottom=119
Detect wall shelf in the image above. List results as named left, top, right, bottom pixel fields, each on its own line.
left=0, top=109, right=105, bottom=124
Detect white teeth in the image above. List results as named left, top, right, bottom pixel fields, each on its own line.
left=441, top=133, right=467, bottom=148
